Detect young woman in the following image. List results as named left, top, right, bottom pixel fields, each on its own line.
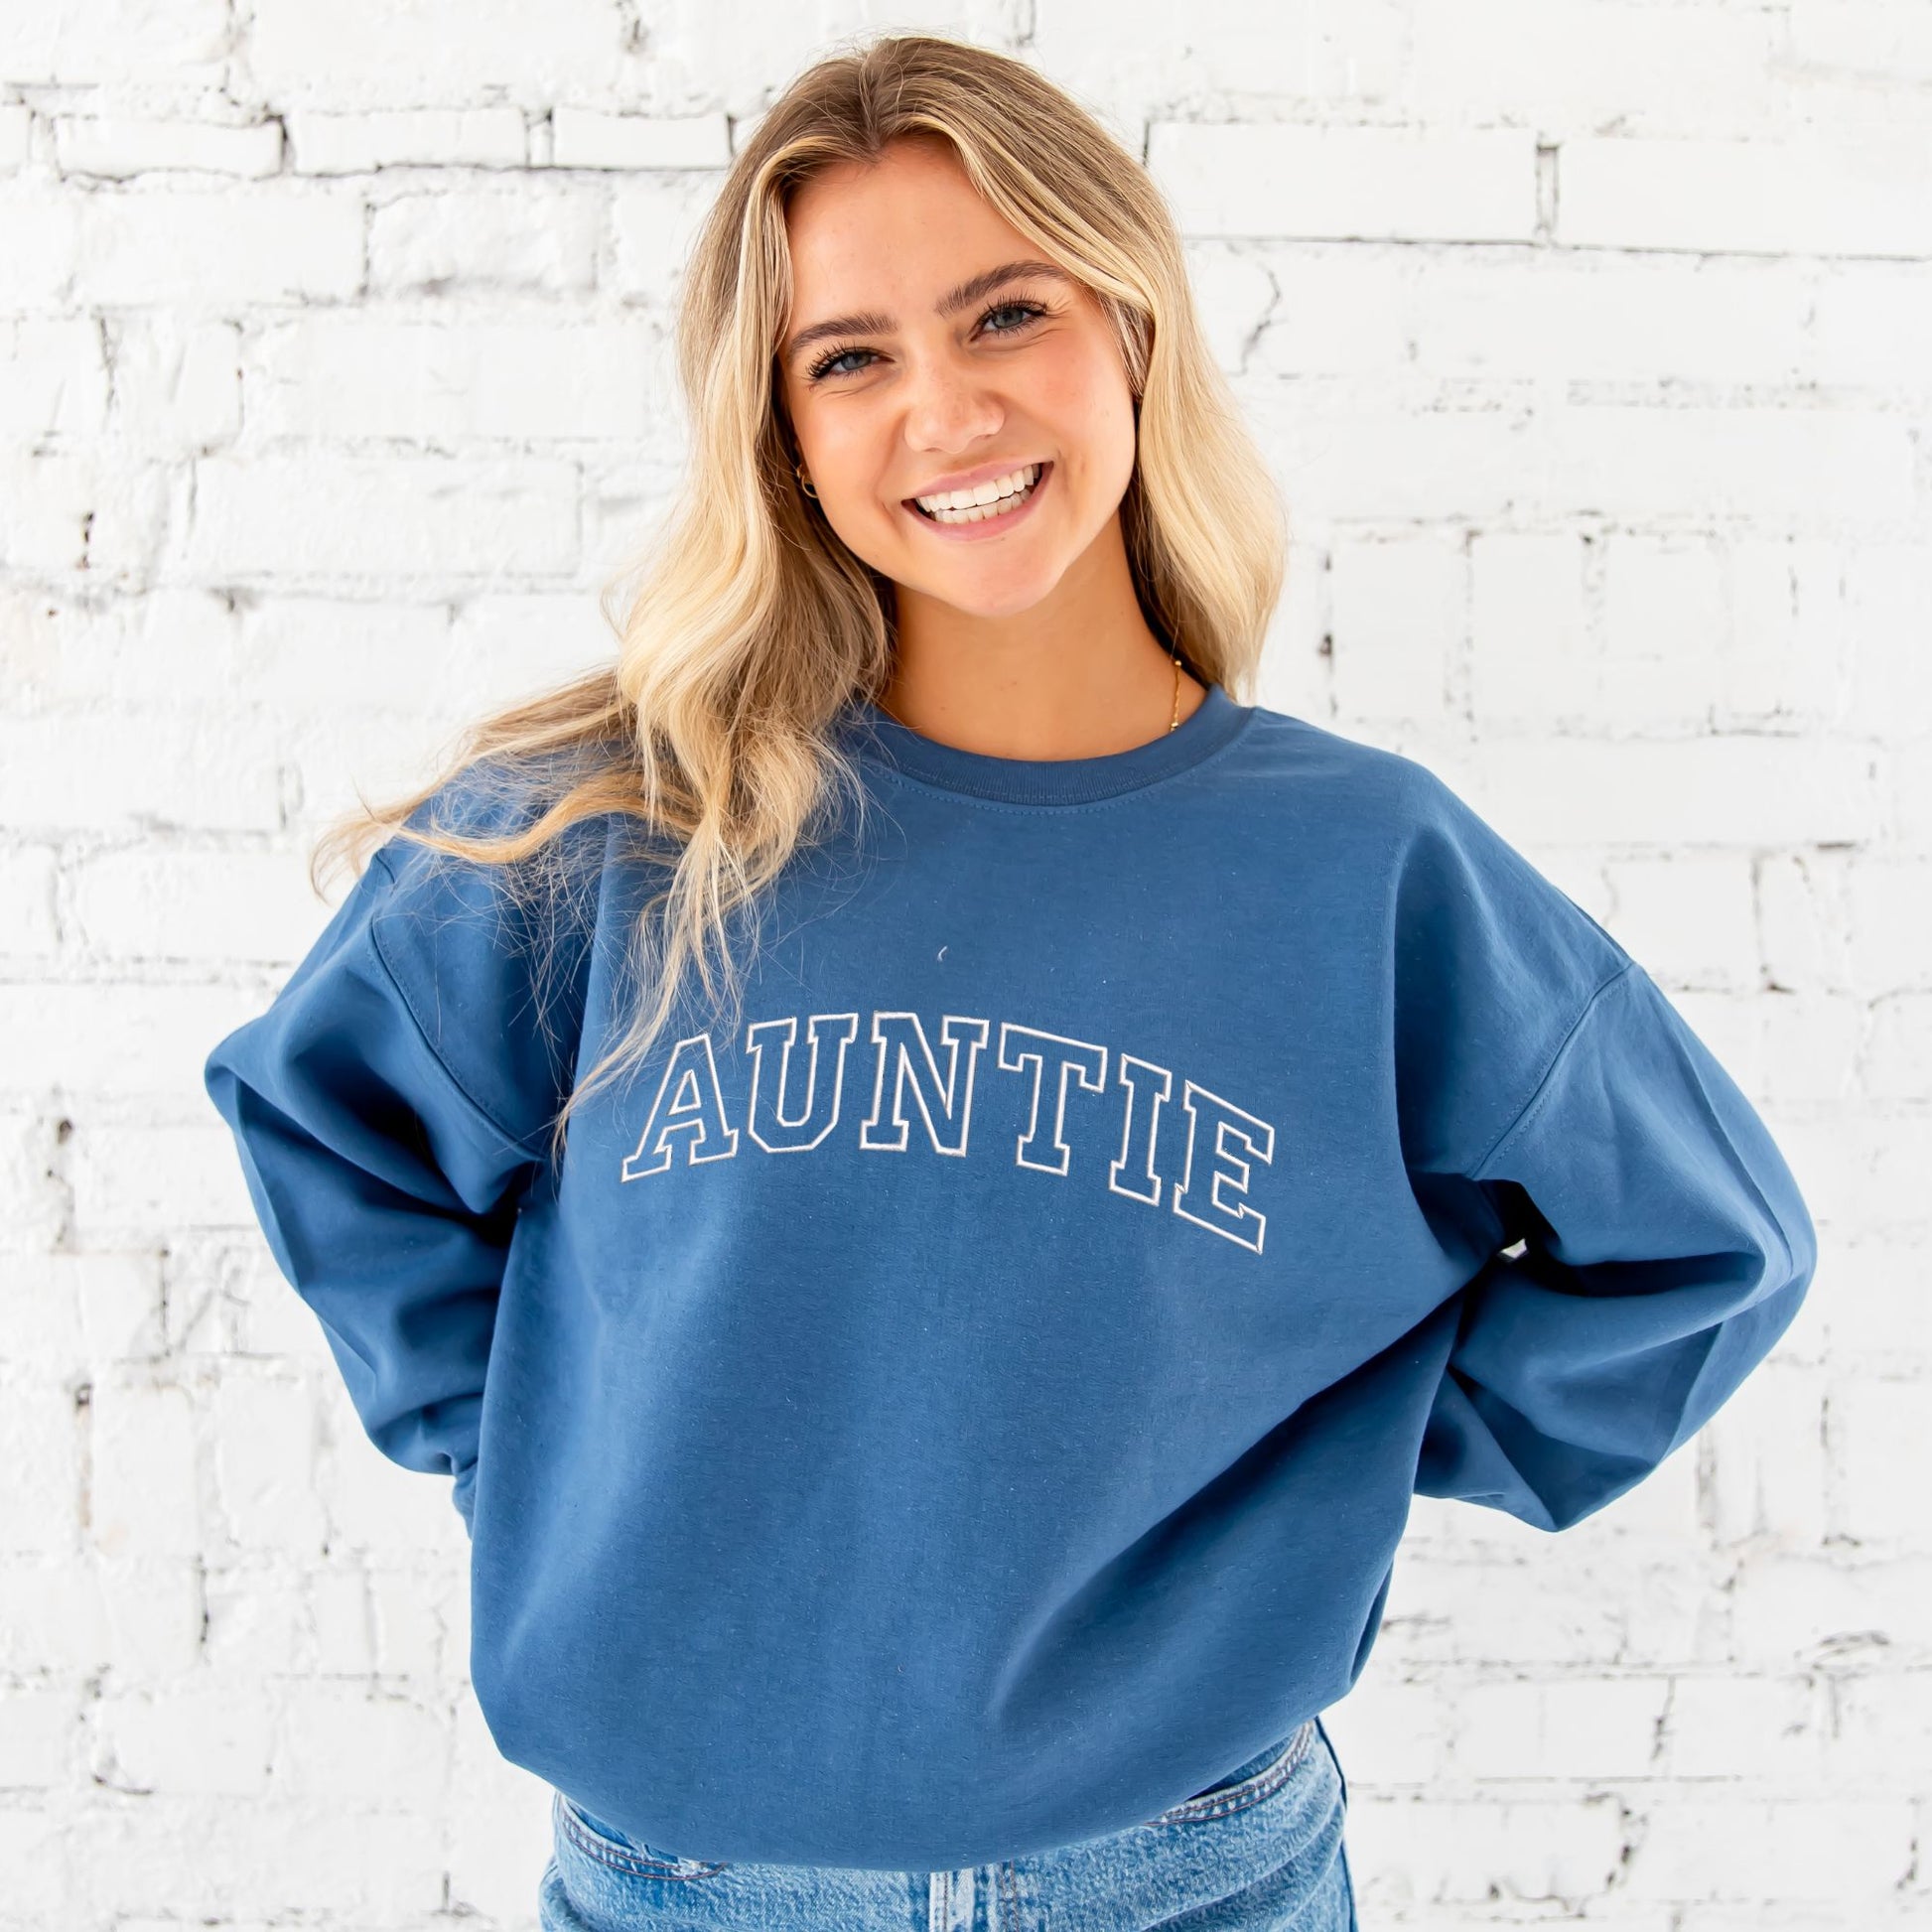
left=205, top=33, right=1817, bottom=1932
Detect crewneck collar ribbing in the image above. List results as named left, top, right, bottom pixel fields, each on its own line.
left=837, top=682, right=1252, bottom=806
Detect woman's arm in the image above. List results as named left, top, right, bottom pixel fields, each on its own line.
left=205, top=784, right=591, bottom=1534
left=1416, top=959, right=1817, bottom=1531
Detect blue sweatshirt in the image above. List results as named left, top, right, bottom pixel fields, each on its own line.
left=204, top=683, right=1816, bottom=1871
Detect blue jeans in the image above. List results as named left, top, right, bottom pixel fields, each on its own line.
left=539, top=1716, right=1356, bottom=1930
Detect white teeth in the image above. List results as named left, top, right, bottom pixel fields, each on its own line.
left=913, top=464, right=1041, bottom=519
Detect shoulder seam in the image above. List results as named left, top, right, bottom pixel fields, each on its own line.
left=365, top=848, right=552, bottom=1165
left=1468, top=960, right=1638, bottom=1179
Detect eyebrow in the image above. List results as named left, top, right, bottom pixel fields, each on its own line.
left=780, top=258, right=1075, bottom=370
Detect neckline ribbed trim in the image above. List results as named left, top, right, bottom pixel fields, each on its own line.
left=835, top=682, right=1253, bottom=806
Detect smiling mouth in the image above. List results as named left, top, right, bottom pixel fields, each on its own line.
left=906, top=462, right=1048, bottom=524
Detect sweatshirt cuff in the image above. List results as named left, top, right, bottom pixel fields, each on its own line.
left=453, top=1458, right=479, bottom=1536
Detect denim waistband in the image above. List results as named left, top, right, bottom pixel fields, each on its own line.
left=1186, top=1725, right=1304, bottom=1799
left=566, top=1723, right=1313, bottom=1852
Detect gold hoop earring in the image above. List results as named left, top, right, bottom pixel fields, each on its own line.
left=795, top=465, right=818, bottom=500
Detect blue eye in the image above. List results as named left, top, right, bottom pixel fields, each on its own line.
left=808, top=345, right=873, bottom=382
left=803, top=298, right=1048, bottom=384
left=980, top=300, right=1046, bottom=337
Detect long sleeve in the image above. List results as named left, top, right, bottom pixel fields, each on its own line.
left=204, top=779, right=596, bottom=1534
left=1413, top=955, right=1818, bottom=1532
left=1383, top=766, right=1818, bottom=1533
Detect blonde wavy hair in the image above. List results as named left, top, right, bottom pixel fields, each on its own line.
left=312, top=30, right=1289, bottom=1167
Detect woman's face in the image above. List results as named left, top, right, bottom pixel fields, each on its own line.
left=775, top=136, right=1140, bottom=622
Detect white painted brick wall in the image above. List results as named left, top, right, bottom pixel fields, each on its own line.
left=1, top=3, right=1925, bottom=1926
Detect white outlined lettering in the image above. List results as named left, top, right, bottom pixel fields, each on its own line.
left=620, top=1032, right=741, bottom=1178
left=998, top=1023, right=1107, bottom=1176
left=616, top=1007, right=1273, bottom=1256
left=1171, top=1081, right=1275, bottom=1254
left=746, top=1013, right=861, bottom=1153
left=859, top=1012, right=991, bottom=1155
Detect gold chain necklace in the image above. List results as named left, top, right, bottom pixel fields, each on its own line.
left=878, top=651, right=1185, bottom=737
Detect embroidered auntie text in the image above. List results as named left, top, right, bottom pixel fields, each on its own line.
left=620, top=1010, right=1275, bottom=1254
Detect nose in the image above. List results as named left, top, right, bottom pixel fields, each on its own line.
left=900, top=353, right=1006, bottom=456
